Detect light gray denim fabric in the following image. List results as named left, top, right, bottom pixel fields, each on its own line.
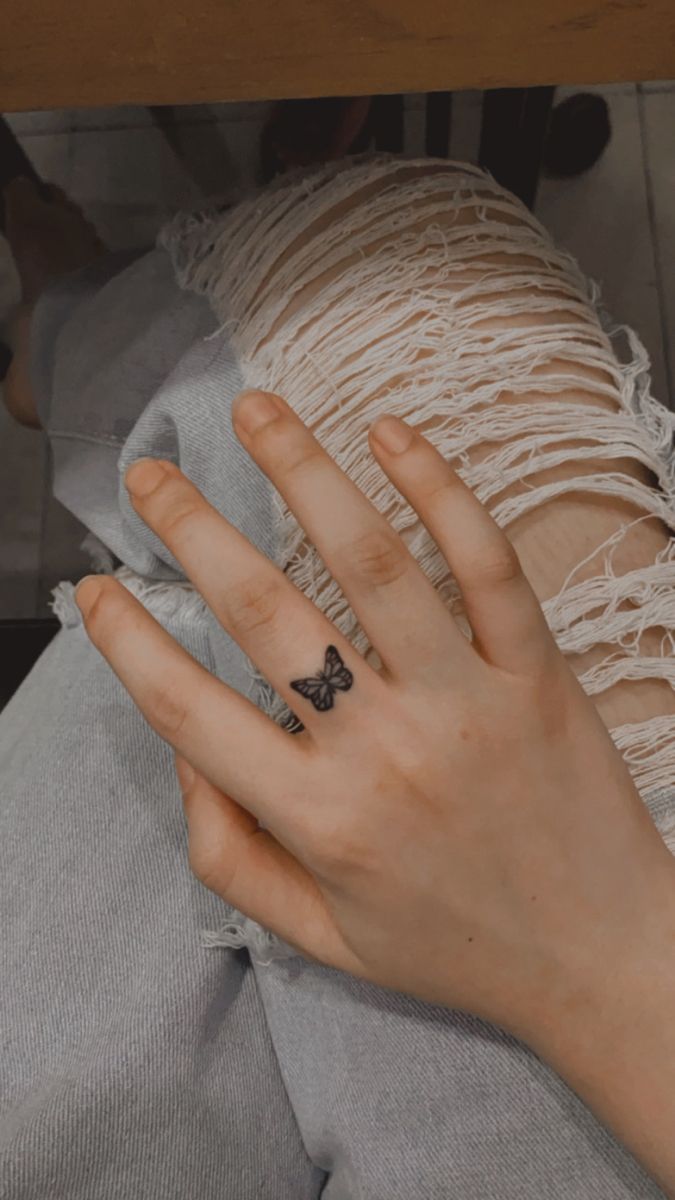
left=0, top=243, right=672, bottom=1198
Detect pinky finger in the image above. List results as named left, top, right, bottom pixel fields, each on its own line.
left=174, top=753, right=357, bottom=974
left=369, top=415, right=555, bottom=677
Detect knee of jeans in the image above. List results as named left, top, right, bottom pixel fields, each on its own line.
left=161, top=153, right=675, bottom=821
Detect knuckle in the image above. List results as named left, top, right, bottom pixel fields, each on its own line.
left=466, top=540, right=522, bottom=589
left=332, top=835, right=379, bottom=875
left=149, top=683, right=191, bottom=741
left=254, top=420, right=324, bottom=477
left=160, top=496, right=202, bottom=542
left=278, top=440, right=325, bottom=479
left=310, top=819, right=378, bottom=875
left=189, top=825, right=254, bottom=895
left=423, top=477, right=458, bottom=513
left=345, top=528, right=408, bottom=589
left=225, top=574, right=285, bottom=637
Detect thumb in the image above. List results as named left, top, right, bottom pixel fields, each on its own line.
left=174, top=751, right=349, bottom=970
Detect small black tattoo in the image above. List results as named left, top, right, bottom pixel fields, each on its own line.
left=290, top=644, right=353, bottom=712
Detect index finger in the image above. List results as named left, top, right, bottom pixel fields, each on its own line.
left=75, top=573, right=314, bottom=835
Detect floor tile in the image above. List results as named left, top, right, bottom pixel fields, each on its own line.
left=0, top=408, right=46, bottom=619
left=6, top=101, right=273, bottom=141
left=449, top=90, right=483, bottom=164
left=204, top=101, right=272, bottom=124
left=15, top=132, right=73, bottom=193
left=404, top=94, right=428, bottom=157
left=198, top=115, right=268, bottom=196
left=566, top=81, right=636, bottom=96
left=639, top=80, right=675, bottom=93
left=639, top=88, right=675, bottom=412
left=403, top=91, right=482, bottom=160
left=68, top=125, right=204, bottom=248
left=536, top=85, right=670, bottom=409
left=6, top=107, right=154, bottom=138
left=69, top=125, right=202, bottom=208
left=36, top=491, right=94, bottom=618
left=0, top=574, right=40, bottom=622
left=0, top=236, right=20, bottom=321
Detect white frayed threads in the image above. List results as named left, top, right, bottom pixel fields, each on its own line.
left=170, top=154, right=675, bottom=964
left=162, top=154, right=675, bottom=799
left=200, top=917, right=298, bottom=964
left=79, top=531, right=118, bottom=575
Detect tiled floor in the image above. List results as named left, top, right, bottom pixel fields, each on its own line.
left=1, top=84, right=674, bottom=619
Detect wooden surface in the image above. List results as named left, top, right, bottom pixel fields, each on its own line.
left=3, top=0, right=675, bottom=112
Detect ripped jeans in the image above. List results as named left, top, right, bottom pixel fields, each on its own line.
left=4, top=152, right=675, bottom=1199
left=162, top=154, right=675, bottom=934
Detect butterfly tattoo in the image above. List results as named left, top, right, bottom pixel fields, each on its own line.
left=290, top=644, right=354, bottom=712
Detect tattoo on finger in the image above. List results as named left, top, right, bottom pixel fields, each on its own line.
left=290, top=645, right=353, bottom=713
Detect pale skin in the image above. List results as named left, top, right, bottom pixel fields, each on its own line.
left=71, top=389, right=675, bottom=1197
left=6, top=174, right=675, bottom=1193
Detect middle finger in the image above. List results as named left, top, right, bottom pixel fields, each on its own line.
left=123, top=456, right=385, bottom=737
left=231, top=388, right=473, bottom=682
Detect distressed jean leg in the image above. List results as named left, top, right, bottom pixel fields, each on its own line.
left=161, top=154, right=675, bottom=901
left=157, top=159, right=675, bottom=1199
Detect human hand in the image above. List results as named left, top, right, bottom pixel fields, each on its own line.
left=74, top=388, right=675, bottom=1049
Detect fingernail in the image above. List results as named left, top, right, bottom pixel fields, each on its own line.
left=175, top=756, right=195, bottom=793
left=74, top=574, right=102, bottom=616
left=125, top=457, right=168, bottom=497
left=370, top=415, right=414, bottom=455
left=232, top=389, right=283, bottom=435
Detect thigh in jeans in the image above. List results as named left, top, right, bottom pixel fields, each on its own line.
left=160, top=154, right=675, bottom=1197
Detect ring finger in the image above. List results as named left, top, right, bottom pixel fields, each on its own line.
left=122, top=456, right=386, bottom=737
